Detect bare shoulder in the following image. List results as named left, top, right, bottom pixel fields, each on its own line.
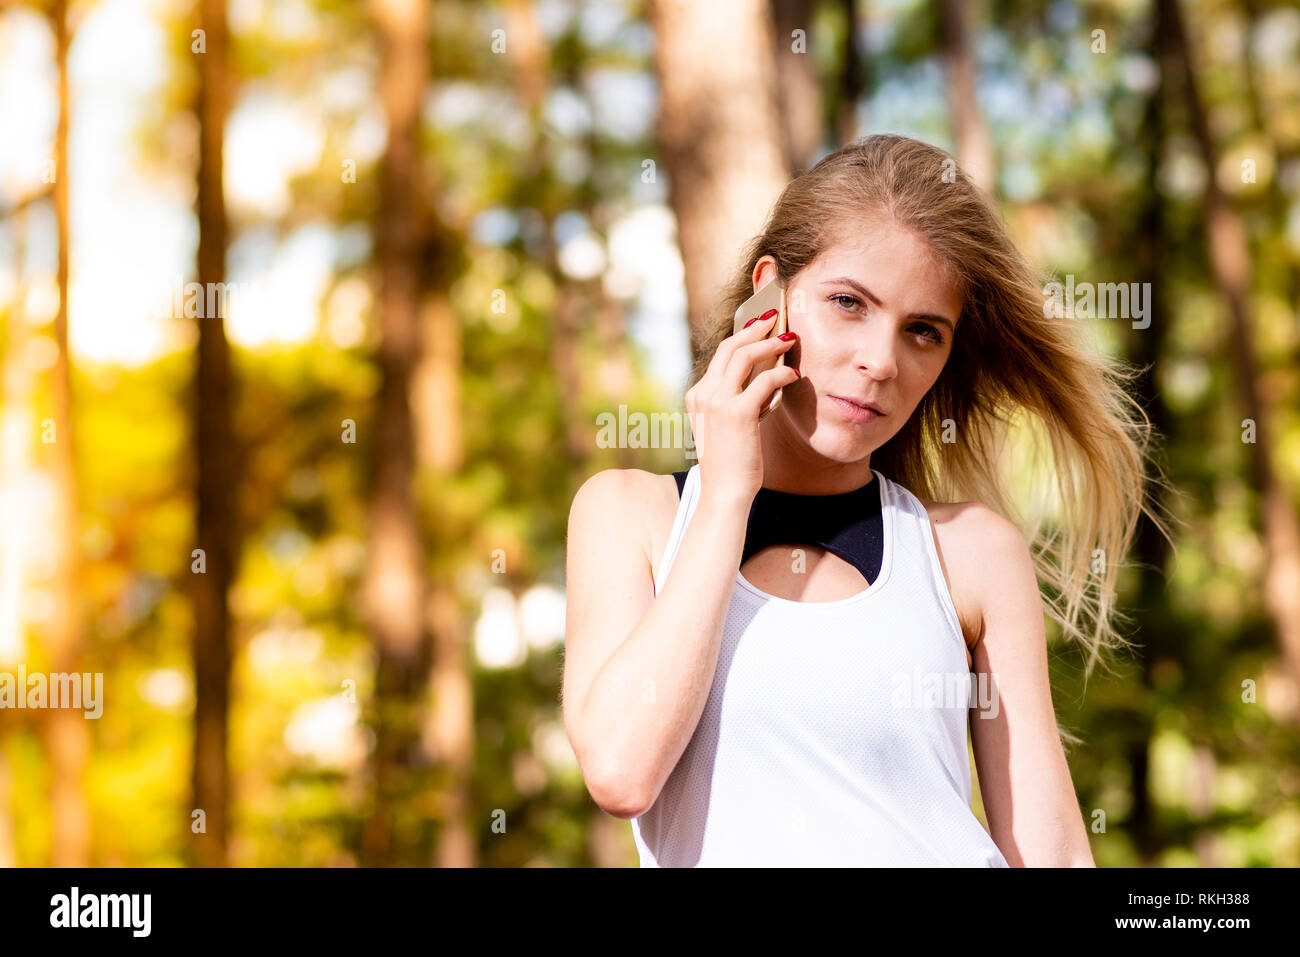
left=915, top=497, right=1032, bottom=651
left=569, top=467, right=681, bottom=572
left=917, top=498, right=1025, bottom=547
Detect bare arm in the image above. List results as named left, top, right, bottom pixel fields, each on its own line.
left=966, top=507, right=1096, bottom=867
left=562, top=468, right=751, bottom=819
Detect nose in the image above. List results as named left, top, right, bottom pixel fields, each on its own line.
left=855, top=321, right=898, bottom=382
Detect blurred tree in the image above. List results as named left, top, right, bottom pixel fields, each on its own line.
left=418, top=7, right=474, bottom=870
left=190, top=0, right=236, bottom=868
left=834, top=0, right=864, bottom=146
left=936, top=0, right=993, bottom=192
left=648, top=0, right=788, bottom=345
left=1121, top=0, right=1180, bottom=863
left=1164, top=0, right=1300, bottom=693
left=771, top=0, right=823, bottom=170
left=359, top=0, right=433, bottom=868
left=40, top=0, right=91, bottom=868
left=505, top=0, right=585, bottom=461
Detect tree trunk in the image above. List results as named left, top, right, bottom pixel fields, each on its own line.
left=39, top=0, right=92, bottom=869
left=1124, top=0, right=1178, bottom=862
left=937, top=0, right=994, bottom=193
left=190, top=0, right=236, bottom=868
left=1164, top=0, right=1300, bottom=694
left=771, top=0, right=822, bottom=170
left=572, top=46, right=637, bottom=446
left=360, top=0, right=432, bottom=868
left=413, top=294, right=463, bottom=476
left=423, top=582, right=473, bottom=866
left=648, top=0, right=789, bottom=347
left=505, top=0, right=587, bottom=462
left=835, top=0, right=864, bottom=146
left=413, top=289, right=474, bottom=869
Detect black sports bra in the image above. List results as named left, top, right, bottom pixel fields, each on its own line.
left=672, top=469, right=885, bottom=585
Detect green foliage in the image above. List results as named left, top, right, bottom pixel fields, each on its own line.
left=2, top=0, right=1296, bottom=868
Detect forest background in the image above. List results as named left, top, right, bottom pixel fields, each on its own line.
left=0, top=0, right=1297, bottom=867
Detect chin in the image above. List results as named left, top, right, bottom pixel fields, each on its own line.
left=798, top=427, right=869, bottom=463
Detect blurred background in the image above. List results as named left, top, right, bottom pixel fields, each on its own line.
left=0, top=0, right=1297, bottom=867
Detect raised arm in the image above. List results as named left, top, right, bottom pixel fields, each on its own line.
left=563, top=306, right=798, bottom=818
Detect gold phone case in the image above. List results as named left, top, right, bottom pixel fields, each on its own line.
left=732, top=279, right=788, bottom=415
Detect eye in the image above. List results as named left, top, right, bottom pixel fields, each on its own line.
left=830, top=293, right=946, bottom=344
left=909, top=322, right=945, bottom=345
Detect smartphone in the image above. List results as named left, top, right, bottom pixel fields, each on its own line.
left=731, top=278, right=789, bottom=416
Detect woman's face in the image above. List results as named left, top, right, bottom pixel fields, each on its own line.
left=755, top=219, right=963, bottom=470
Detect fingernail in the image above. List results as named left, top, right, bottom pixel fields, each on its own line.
left=743, top=316, right=760, bottom=328
left=777, top=332, right=797, bottom=341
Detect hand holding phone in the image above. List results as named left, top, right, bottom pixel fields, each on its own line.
left=731, top=279, right=790, bottom=417
left=682, top=278, right=800, bottom=506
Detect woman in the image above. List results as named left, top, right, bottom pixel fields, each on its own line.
left=561, top=134, right=1171, bottom=867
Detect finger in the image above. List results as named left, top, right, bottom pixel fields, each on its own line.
left=715, top=310, right=780, bottom=383
left=741, top=362, right=801, bottom=417
left=723, top=332, right=797, bottom=395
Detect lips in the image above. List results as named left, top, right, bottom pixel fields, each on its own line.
left=830, top=395, right=886, bottom=416
left=827, top=394, right=885, bottom=424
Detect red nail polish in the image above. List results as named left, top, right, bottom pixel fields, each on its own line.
left=743, top=316, right=760, bottom=328
left=778, top=332, right=797, bottom=341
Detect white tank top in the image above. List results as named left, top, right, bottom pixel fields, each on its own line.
left=632, top=464, right=1009, bottom=867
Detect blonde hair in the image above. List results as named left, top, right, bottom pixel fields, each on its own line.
left=690, top=133, right=1176, bottom=685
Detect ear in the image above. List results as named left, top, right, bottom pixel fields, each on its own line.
left=752, top=254, right=778, bottom=293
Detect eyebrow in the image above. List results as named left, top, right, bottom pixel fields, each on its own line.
left=821, top=277, right=957, bottom=332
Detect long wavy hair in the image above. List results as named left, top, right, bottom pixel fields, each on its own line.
left=689, top=133, right=1176, bottom=687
